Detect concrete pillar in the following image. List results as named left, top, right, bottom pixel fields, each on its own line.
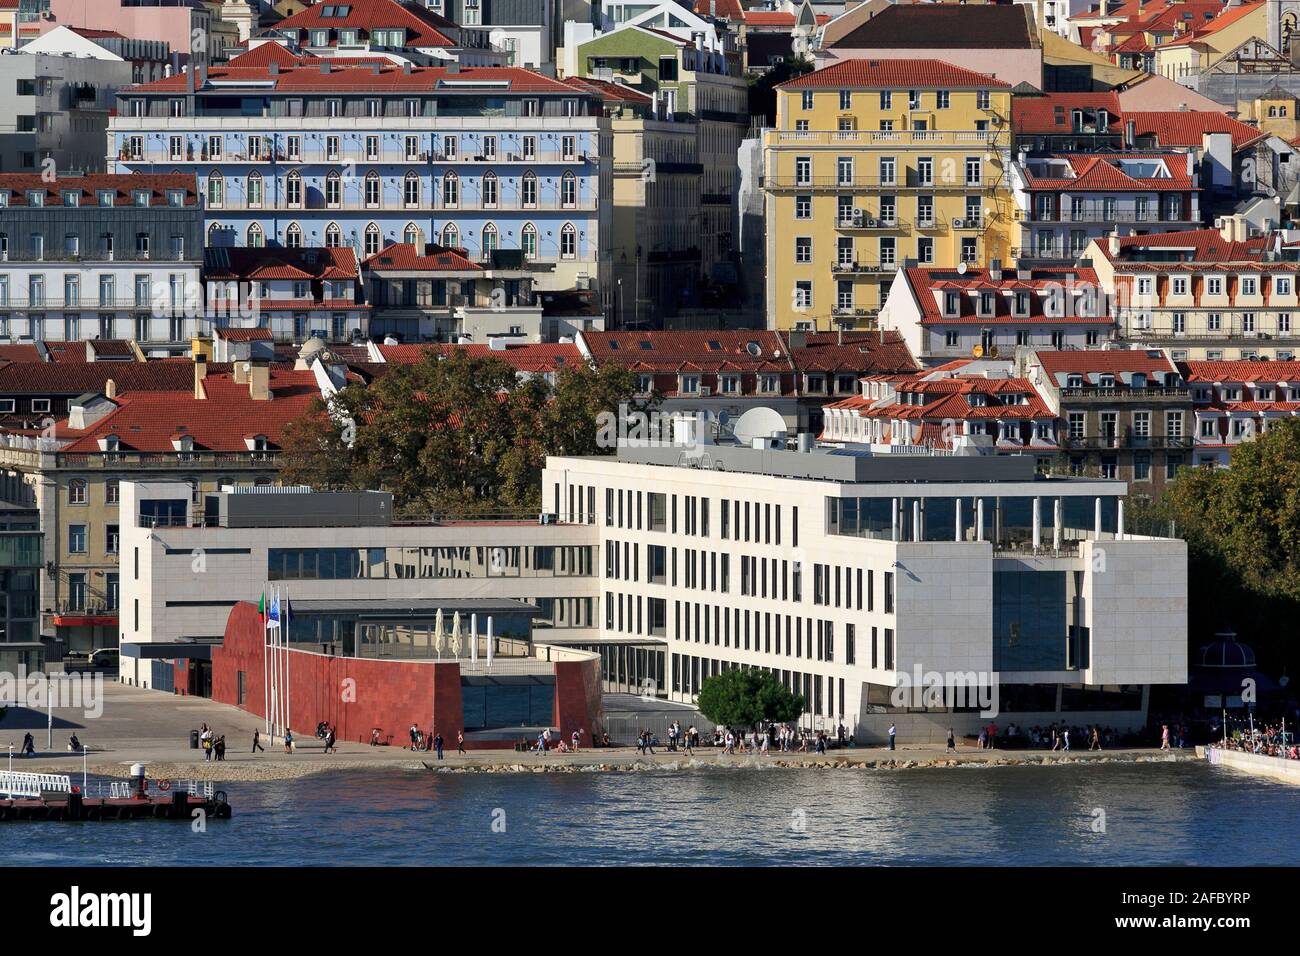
left=1032, top=496, right=1041, bottom=550
left=891, top=497, right=900, bottom=542
left=1053, top=496, right=1062, bottom=551
left=1117, top=497, right=1125, bottom=538
left=911, top=499, right=921, bottom=542
left=1094, top=496, right=1102, bottom=538
left=976, top=498, right=985, bottom=542
left=955, top=497, right=964, bottom=542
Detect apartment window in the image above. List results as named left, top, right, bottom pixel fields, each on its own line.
left=977, top=90, right=990, bottom=109
left=839, top=90, right=852, bottom=110
left=1166, top=411, right=1183, bottom=439
left=68, top=524, right=87, bottom=554
left=1133, top=411, right=1150, bottom=438
left=880, top=90, right=892, bottom=110
left=936, top=90, right=950, bottom=109
left=879, top=157, right=895, bottom=185
left=794, top=281, right=812, bottom=309
left=801, top=90, right=814, bottom=110
left=1068, top=412, right=1085, bottom=439
left=795, top=195, right=812, bottom=219
left=795, top=237, right=812, bottom=263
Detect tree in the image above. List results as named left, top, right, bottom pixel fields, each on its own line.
left=696, top=667, right=805, bottom=729
left=278, top=349, right=643, bottom=518
left=748, top=54, right=814, bottom=126
left=1143, top=418, right=1300, bottom=676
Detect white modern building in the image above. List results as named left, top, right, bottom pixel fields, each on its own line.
left=117, top=481, right=600, bottom=688
left=543, top=428, right=1188, bottom=742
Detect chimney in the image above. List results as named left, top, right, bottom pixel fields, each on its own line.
left=1125, top=120, right=1136, bottom=147
left=990, top=258, right=1003, bottom=282
left=193, top=353, right=208, bottom=400
left=268, top=62, right=279, bottom=76
left=105, top=379, right=117, bottom=401
left=788, top=330, right=807, bottom=350
left=1108, top=232, right=1120, bottom=256
left=249, top=360, right=271, bottom=401
left=233, top=360, right=249, bottom=384
left=446, top=61, right=459, bottom=74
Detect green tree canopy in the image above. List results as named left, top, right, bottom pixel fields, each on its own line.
left=696, top=668, right=805, bottom=728
left=278, top=349, right=642, bottom=518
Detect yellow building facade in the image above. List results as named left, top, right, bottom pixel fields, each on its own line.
left=763, top=59, right=1014, bottom=332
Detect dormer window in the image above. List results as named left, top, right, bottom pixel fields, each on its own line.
left=680, top=374, right=700, bottom=395
left=721, top=374, right=740, bottom=394
left=97, top=434, right=121, bottom=453
left=172, top=434, right=194, bottom=453
left=806, top=374, right=825, bottom=393
left=979, top=292, right=995, bottom=315
left=1066, top=374, right=1083, bottom=389
left=1098, top=374, right=1115, bottom=389
left=245, top=435, right=270, bottom=453
left=943, top=291, right=960, bottom=316
left=1014, top=291, right=1030, bottom=316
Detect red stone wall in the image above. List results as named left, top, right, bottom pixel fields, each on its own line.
left=211, top=601, right=603, bottom=750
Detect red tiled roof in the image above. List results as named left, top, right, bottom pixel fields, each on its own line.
left=1023, top=153, right=1196, bottom=191
left=1180, top=360, right=1300, bottom=383
left=275, top=0, right=458, bottom=48
left=0, top=173, right=198, bottom=207
left=1127, top=110, right=1263, bottom=150
left=563, top=75, right=653, bottom=104
left=778, top=58, right=1010, bottom=90
left=1101, top=227, right=1270, bottom=263
left=1011, top=92, right=1122, bottom=134
left=203, top=247, right=360, bottom=281
left=378, top=342, right=581, bottom=374
left=225, top=42, right=320, bottom=69
left=68, top=27, right=127, bottom=39
left=128, top=63, right=590, bottom=95
left=742, top=12, right=797, bottom=26
left=0, top=345, right=41, bottom=364
left=581, top=330, right=918, bottom=376
left=0, top=362, right=236, bottom=396
left=1033, top=348, right=1177, bottom=380
left=53, top=370, right=321, bottom=453
left=904, top=266, right=1113, bottom=325
left=362, top=242, right=482, bottom=272
left=215, top=328, right=274, bottom=341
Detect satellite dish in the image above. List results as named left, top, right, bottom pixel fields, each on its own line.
left=733, top=407, right=788, bottom=447
left=957, top=262, right=968, bottom=274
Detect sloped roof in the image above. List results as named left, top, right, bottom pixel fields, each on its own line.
left=53, top=370, right=322, bottom=452
left=1180, top=360, right=1300, bottom=383
left=203, top=246, right=360, bottom=281
left=274, top=0, right=458, bottom=48
left=1033, top=348, right=1177, bottom=380
left=0, top=173, right=198, bottom=207
left=361, top=242, right=481, bottom=272
left=0, top=362, right=236, bottom=396
left=779, top=58, right=1010, bottom=90
left=903, top=266, right=1112, bottom=325
left=1011, top=92, right=1122, bottom=134
left=1100, top=227, right=1270, bottom=263
left=225, top=41, right=320, bottom=69
left=1127, top=109, right=1263, bottom=150
left=127, top=63, right=586, bottom=95
left=828, top=4, right=1034, bottom=50
left=1022, top=153, right=1196, bottom=191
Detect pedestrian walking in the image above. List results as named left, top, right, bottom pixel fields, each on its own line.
left=1160, top=724, right=1170, bottom=751
left=457, top=730, right=466, bottom=755
left=888, top=722, right=897, bottom=751
left=946, top=727, right=956, bottom=754
left=324, top=725, right=337, bottom=754
left=284, top=729, right=294, bottom=754
left=252, top=728, right=264, bottom=753
left=434, top=732, right=444, bottom=760
left=21, top=732, right=34, bottom=756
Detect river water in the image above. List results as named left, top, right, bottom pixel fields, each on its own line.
left=4, top=762, right=1298, bottom=866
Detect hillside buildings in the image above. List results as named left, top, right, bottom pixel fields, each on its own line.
left=763, top=59, right=1015, bottom=332
left=108, top=58, right=612, bottom=302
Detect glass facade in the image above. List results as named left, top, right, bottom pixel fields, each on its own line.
left=268, top=545, right=594, bottom=581
left=461, top=677, right=556, bottom=730
left=992, top=568, right=1068, bottom=671
left=828, top=493, right=1121, bottom=544
left=0, top=529, right=40, bottom=645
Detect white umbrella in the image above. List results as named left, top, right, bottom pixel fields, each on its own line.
left=451, top=611, right=463, bottom=658
left=432, top=608, right=445, bottom=659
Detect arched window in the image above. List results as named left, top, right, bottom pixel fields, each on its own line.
left=443, top=171, right=459, bottom=208
left=325, top=222, right=342, bottom=248
left=285, top=223, right=303, bottom=248
left=286, top=170, right=302, bottom=207
left=522, top=171, right=537, bottom=207
left=403, top=171, right=420, bottom=207
left=364, top=222, right=381, bottom=257
left=404, top=222, right=421, bottom=247
left=483, top=171, right=498, bottom=208
left=522, top=223, right=537, bottom=260
left=206, top=222, right=222, bottom=245
left=207, top=171, right=224, bottom=208
left=326, top=169, right=341, bottom=207
left=68, top=479, right=87, bottom=505
left=561, top=171, right=576, bottom=208
left=247, top=171, right=263, bottom=208
left=481, top=222, right=498, bottom=260
left=560, top=222, right=576, bottom=259
left=247, top=222, right=264, bottom=248
left=442, top=223, right=459, bottom=248
left=364, top=171, right=380, bottom=207
left=1270, top=106, right=1278, bottom=117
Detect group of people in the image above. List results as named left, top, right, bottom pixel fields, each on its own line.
left=408, top=724, right=465, bottom=759
left=198, top=724, right=226, bottom=761
left=536, top=728, right=584, bottom=754
left=708, top=723, right=844, bottom=755
left=1218, top=723, right=1298, bottom=759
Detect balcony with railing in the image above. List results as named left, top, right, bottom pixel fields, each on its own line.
left=765, top=174, right=989, bottom=191
left=767, top=130, right=1000, bottom=147
left=1059, top=386, right=1190, bottom=401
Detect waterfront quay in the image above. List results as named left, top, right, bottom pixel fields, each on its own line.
left=0, top=681, right=1197, bottom=782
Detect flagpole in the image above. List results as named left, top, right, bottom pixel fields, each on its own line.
left=262, top=589, right=270, bottom=737
left=283, top=586, right=290, bottom=738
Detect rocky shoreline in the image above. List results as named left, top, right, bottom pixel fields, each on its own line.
left=77, top=748, right=1201, bottom=784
